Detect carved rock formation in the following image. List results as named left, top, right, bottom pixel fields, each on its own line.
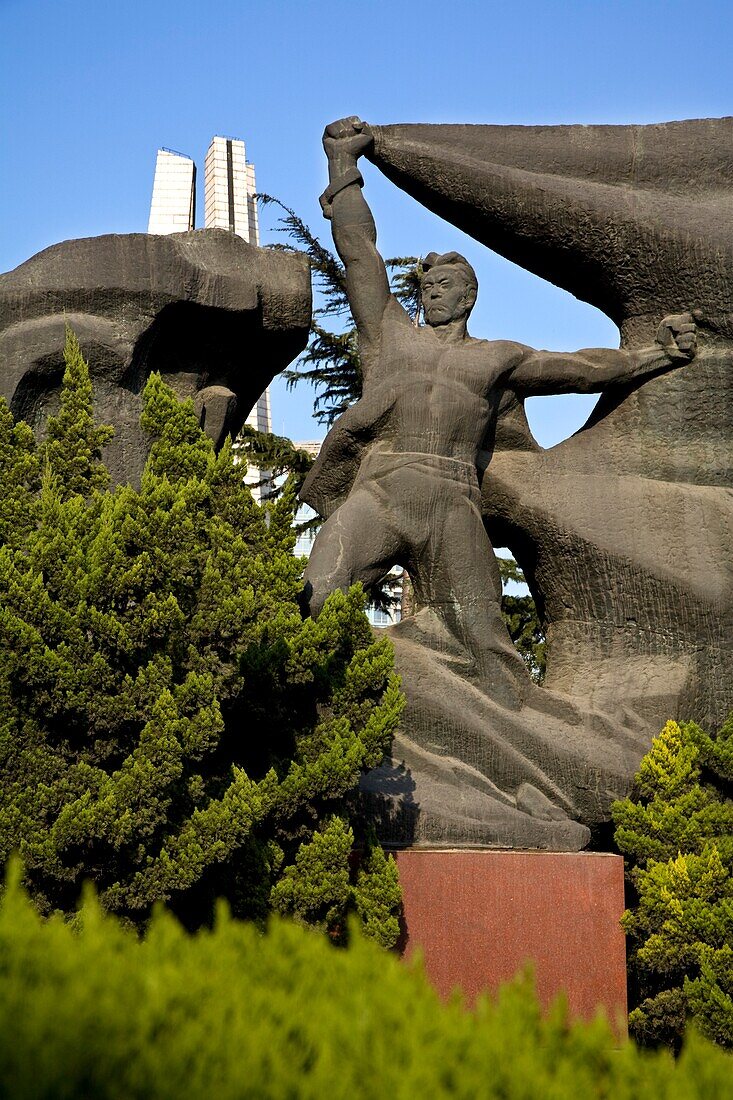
left=0, top=229, right=311, bottom=483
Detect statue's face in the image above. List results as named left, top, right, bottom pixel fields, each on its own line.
left=421, top=266, right=473, bottom=326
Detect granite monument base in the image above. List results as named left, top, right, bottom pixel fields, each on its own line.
left=394, top=849, right=627, bottom=1027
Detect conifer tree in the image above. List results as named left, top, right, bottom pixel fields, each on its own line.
left=0, top=400, right=40, bottom=548
left=0, top=340, right=404, bottom=944
left=497, top=556, right=546, bottom=683
left=237, top=425, right=315, bottom=497
left=352, top=834, right=402, bottom=948
left=613, top=717, right=733, bottom=1049
left=41, top=325, right=114, bottom=496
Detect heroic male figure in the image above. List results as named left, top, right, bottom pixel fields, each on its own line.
left=301, top=117, right=696, bottom=682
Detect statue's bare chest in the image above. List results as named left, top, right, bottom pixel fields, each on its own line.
left=379, top=324, right=503, bottom=398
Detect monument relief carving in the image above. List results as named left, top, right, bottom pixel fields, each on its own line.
left=301, top=116, right=709, bottom=849
left=0, top=229, right=311, bottom=484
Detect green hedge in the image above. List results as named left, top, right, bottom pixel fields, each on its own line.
left=0, top=868, right=731, bottom=1099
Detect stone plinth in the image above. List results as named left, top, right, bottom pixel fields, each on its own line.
left=394, top=849, right=627, bottom=1026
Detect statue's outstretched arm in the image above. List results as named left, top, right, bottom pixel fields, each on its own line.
left=509, top=313, right=697, bottom=396
left=321, top=117, right=407, bottom=349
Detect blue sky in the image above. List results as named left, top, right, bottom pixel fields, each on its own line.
left=2, top=0, right=732, bottom=444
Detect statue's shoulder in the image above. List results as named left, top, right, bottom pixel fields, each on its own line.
left=465, top=335, right=493, bottom=350
left=470, top=337, right=530, bottom=365
left=491, top=338, right=531, bottom=358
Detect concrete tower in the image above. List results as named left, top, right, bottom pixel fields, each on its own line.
left=147, top=137, right=272, bottom=500
left=203, top=136, right=259, bottom=244
left=203, top=137, right=271, bottom=499
left=147, top=149, right=196, bottom=234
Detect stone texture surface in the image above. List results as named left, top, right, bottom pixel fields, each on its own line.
left=394, top=849, right=627, bottom=1025
left=302, top=117, right=701, bottom=849
left=368, top=118, right=733, bottom=735
left=0, top=229, right=311, bottom=484
left=368, top=118, right=733, bottom=341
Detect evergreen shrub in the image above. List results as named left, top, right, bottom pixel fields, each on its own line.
left=613, top=716, right=733, bottom=1049
left=0, top=329, right=403, bottom=939
left=0, top=867, right=730, bottom=1100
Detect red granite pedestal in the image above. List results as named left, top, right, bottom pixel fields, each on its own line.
left=393, top=849, right=627, bottom=1026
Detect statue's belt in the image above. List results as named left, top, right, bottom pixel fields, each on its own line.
left=354, top=449, right=480, bottom=491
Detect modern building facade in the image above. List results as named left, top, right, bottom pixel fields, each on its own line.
left=202, top=137, right=271, bottom=498
left=147, top=136, right=271, bottom=499
left=203, top=137, right=259, bottom=244
left=147, top=150, right=196, bottom=235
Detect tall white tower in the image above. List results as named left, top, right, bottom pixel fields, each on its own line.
left=204, top=138, right=269, bottom=438
left=147, top=136, right=272, bottom=500
left=147, top=149, right=196, bottom=234
left=203, top=137, right=271, bottom=499
left=203, top=136, right=259, bottom=244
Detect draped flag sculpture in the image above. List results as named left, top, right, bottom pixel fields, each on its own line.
left=301, top=116, right=729, bottom=848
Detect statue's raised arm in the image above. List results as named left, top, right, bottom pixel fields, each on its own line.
left=320, top=117, right=408, bottom=352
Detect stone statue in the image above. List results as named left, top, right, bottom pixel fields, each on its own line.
left=0, top=229, right=311, bottom=484
left=301, top=117, right=698, bottom=849
left=366, top=118, right=733, bottom=737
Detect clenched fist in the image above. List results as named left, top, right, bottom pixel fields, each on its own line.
left=656, top=312, right=697, bottom=361
left=323, top=116, right=374, bottom=163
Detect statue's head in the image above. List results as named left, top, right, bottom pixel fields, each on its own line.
left=420, top=251, right=478, bottom=327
